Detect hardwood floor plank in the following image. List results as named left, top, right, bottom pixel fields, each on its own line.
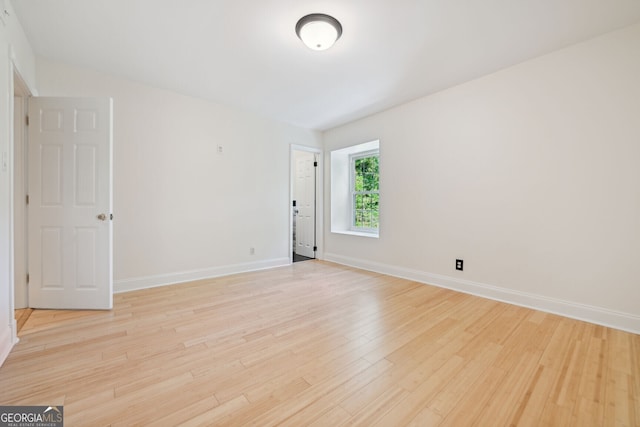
left=438, top=366, right=509, bottom=426
left=308, top=404, right=352, bottom=427
left=248, top=358, right=374, bottom=426
left=473, top=351, right=541, bottom=425
left=145, top=396, right=220, bottom=427
left=340, top=385, right=410, bottom=427
left=372, top=355, right=467, bottom=426
left=0, top=260, right=638, bottom=425
left=280, top=358, right=394, bottom=426
left=424, top=343, right=503, bottom=418
left=219, top=377, right=312, bottom=427
left=179, top=395, right=250, bottom=427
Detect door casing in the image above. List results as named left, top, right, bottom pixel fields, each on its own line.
left=13, top=76, right=29, bottom=309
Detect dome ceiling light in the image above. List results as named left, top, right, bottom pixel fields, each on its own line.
left=295, top=13, right=342, bottom=51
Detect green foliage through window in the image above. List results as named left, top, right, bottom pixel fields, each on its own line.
left=352, top=155, right=379, bottom=229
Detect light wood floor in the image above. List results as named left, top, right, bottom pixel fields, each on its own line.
left=14, top=308, right=33, bottom=333
left=1, top=261, right=638, bottom=426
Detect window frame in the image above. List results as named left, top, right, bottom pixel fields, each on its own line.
left=349, top=149, right=380, bottom=233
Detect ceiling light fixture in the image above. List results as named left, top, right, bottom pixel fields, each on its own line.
left=295, top=13, right=342, bottom=51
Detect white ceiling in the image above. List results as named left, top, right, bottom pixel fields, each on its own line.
left=12, top=0, right=640, bottom=130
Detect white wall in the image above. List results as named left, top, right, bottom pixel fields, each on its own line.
left=323, top=23, right=640, bottom=333
left=36, top=59, right=322, bottom=291
left=0, top=0, right=37, bottom=364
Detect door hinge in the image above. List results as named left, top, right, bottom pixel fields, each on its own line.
left=26, top=195, right=29, bottom=205
left=313, top=161, right=318, bottom=167
left=26, top=115, right=29, bottom=126
left=26, top=273, right=29, bottom=284
left=313, top=246, right=317, bottom=252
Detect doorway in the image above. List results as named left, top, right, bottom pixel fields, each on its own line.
left=12, top=89, right=114, bottom=310
left=291, top=146, right=321, bottom=263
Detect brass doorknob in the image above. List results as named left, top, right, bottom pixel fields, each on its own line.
left=97, top=213, right=107, bottom=221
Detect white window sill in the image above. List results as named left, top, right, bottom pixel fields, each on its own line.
left=331, top=229, right=379, bottom=238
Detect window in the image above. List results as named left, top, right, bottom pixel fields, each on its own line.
left=330, top=140, right=380, bottom=238
left=351, top=152, right=379, bottom=231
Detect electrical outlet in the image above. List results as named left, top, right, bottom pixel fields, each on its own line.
left=455, top=259, right=463, bottom=271
left=249, top=247, right=255, bottom=255
left=217, top=145, right=224, bottom=154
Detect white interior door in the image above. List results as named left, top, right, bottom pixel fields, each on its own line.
left=28, top=97, right=113, bottom=309
left=294, top=150, right=316, bottom=258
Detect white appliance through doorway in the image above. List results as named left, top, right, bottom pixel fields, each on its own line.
left=27, top=97, right=113, bottom=309
left=292, top=149, right=317, bottom=260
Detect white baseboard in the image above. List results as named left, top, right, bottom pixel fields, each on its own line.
left=324, top=253, right=640, bottom=335
left=114, top=257, right=291, bottom=293
left=0, top=325, right=15, bottom=368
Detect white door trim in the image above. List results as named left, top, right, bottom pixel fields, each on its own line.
left=13, top=93, right=28, bottom=309
left=2, top=60, right=36, bottom=365
left=289, top=144, right=323, bottom=263
left=13, top=66, right=31, bottom=311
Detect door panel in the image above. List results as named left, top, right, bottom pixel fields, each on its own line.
left=40, top=144, right=63, bottom=205
left=75, top=145, right=97, bottom=205
left=75, top=227, right=98, bottom=289
left=28, top=97, right=113, bottom=309
left=40, top=227, right=63, bottom=289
